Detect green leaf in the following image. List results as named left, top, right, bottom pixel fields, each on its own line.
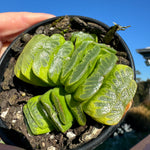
left=40, top=89, right=72, bottom=133
left=60, top=41, right=95, bottom=85
left=71, top=31, right=98, bottom=48
left=65, top=45, right=101, bottom=93
left=23, top=104, right=53, bottom=135
left=48, top=41, right=74, bottom=85
left=50, top=88, right=73, bottom=125
left=83, top=64, right=137, bottom=125
left=20, top=34, right=51, bottom=86
left=96, top=43, right=117, bottom=54
left=65, top=94, right=86, bottom=126
left=27, top=96, right=54, bottom=129
left=32, top=34, right=65, bottom=85
left=14, top=35, right=49, bottom=86
left=14, top=56, right=34, bottom=85
left=74, top=52, right=118, bottom=101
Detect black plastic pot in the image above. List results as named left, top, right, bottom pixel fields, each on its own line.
left=0, top=15, right=136, bottom=150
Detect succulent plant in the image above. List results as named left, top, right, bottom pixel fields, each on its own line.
left=14, top=32, right=137, bottom=135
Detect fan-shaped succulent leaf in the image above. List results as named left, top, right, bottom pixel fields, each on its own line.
left=32, top=34, right=65, bottom=85
left=65, top=45, right=101, bottom=93
left=74, top=52, right=118, bottom=101
left=83, top=64, right=137, bottom=125
left=60, top=41, right=95, bottom=85
left=97, top=43, right=117, bottom=54
left=40, top=89, right=72, bottom=132
left=23, top=103, right=54, bottom=135
left=50, top=88, right=73, bottom=125
left=26, top=96, right=54, bottom=129
left=65, top=94, right=86, bottom=126
left=48, top=41, right=74, bottom=85
left=70, top=31, right=98, bottom=48
left=14, top=53, right=30, bottom=83
left=21, top=35, right=51, bottom=85
left=14, top=34, right=50, bottom=86
left=14, top=57, right=35, bottom=85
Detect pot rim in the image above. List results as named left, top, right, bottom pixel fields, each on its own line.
left=0, top=15, right=135, bottom=150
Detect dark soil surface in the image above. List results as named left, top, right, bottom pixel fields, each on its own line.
left=0, top=16, right=130, bottom=150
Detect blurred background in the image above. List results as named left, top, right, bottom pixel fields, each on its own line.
left=1, top=0, right=150, bottom=149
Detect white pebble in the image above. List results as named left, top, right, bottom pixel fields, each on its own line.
left=49, top=134, right=54, bottom=140
left=21, top=92, right=26, bottom=97
left=42, top=142, right=45, bottom=147
left=47, top=146, right=56, bottom=150
left=66, top=131, right=76, bottom=139
left=50, top=27, right=55, bottom=30
left=12, top=119, right=17, bottom=124
left=0, top=108, right=9, bottom=118
left=16, top=111, right=22, bottom=120
left=113, top=132, right=118, bottom=136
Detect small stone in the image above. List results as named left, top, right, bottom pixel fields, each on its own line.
left=20, top=92, right=26, bottom=97
left=66, top=131, right=76, bottom=140
left=11, top=37, right=23, bottom=52
left=0, top=108, right=9, bottom=118
left=16, top=111, right=22, bottom=120
left=87, top=22, right=106, bottom=34
left=12, top=119, right=17, bottom=124
left=113, top=132, right=118, bottom=136
left=71, top=17, right=87, bottom=27
left=42, top=142, right=45, bottom=147
left=8, top=93, right=18, bottom=105
left=117, top=56, right=130, bottom=66
left=80, top=124, right=104, bottom=142
left=50, top=27, right=55, bottom=30
left=22, top=33, right=32, bottom=43
left=49, top=134, right=55, bottom=140
left=56, top=16, right=70, bottom=29
left=117, top=51, right=127, bottom=58
left=47, top=146, right=56, bottom=150
left=36, top=26, right=45, bottom=34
